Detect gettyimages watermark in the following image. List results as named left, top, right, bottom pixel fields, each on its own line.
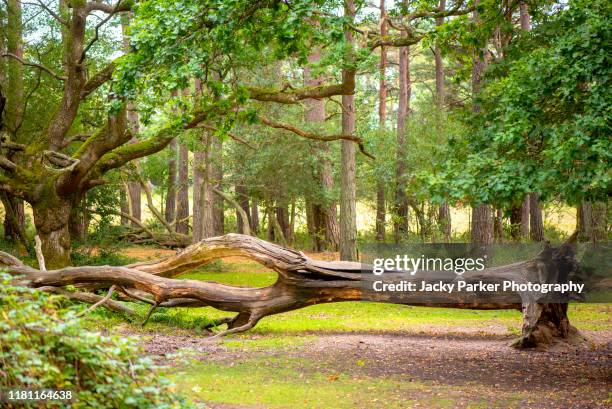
left=359, top=243, right=611, bottom=304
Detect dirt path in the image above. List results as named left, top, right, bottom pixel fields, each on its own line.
left=127, top=329, right=611, bottom=409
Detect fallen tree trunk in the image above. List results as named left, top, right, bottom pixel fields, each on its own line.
left=1, top=234, right=583, bottom=348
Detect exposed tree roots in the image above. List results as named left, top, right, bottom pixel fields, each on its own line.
left=1, top=234, right=585, bottom=347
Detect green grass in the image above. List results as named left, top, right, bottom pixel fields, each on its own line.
left=171, top=356, right=532, bottom=409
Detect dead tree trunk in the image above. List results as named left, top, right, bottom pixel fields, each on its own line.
left=3, top=233, right=583, bottom=348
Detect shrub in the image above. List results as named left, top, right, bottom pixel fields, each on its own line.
left=0, top=273, right=195, bottom=409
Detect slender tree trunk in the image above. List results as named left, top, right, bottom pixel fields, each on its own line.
left=529, top=193, right=544, bottom=242
left=340, top=0, right=358, bottom=261
left=494, top=208, right=504, bottom=242
left=122, top=14, right=141, bottom=227
left=519, top=1, right=531, bottom=30
left=165, top=138, right=178, bottom=224
left=438, top=203, right=451, bottom=242
left=3, top=0, right=26, bottom=245
left=211, top=136, right=224, bottom=235
left=192, top=151, right=205, bottom=242
left=394, top=31, right=410, bottom=243
left=175, top=143, right=190, bottom=234
left=251, top=199, right=259, bottom=235
left=235, top=184, right=250, bottom=235
left=435, top=0, right=451, bottom=242
left=469, top=1, right=493, bottom=245
left=375, top=0, right=387, bottom=243
left=304, top=48, right=339, bottom=251
left=520, top=195, right=530, bottom=238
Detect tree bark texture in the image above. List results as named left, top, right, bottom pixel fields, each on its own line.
left=340, top=0, right=358, bottom=261
left=375, top=0, right=388, bottom=243
left=175, top=143, right=190, bottom=234
left=529, top=193, right=544, bottom=242
left=165, top=138, right=178, bottom=224
left=304, top=48, right=339, bottom=251
left=394, top=40, right=410, bottom=243
left=3, top=233, right=583, bottom=348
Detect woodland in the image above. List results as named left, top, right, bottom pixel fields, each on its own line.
left=0, top=0, right=610, bottom=407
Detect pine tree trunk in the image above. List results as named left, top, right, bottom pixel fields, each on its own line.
left=339, top=0, right=357, bottom=261
left=375, top=0, right=387, bottom=243
left=435, top=0, right=451, bottom=243
left=235, top=184, right=251, bottom=235
left=165, top=138, right=178, bottom=224
left=520, top=195, right=530, bottom=238
left=471, top=204, right=493, bottom=245
left=304, top=48, right=339, bottom=251
left=122, top=15, right=141, bottom=228
left=175, top=143, right=190, bottom=234
left=529, top=193, right=544, bottom=242
left=192, top=151, right=204, bottom=243
left=120, top=187, right=129, bottom=226
left=211, top=136, right=224, bottom=235
left=438, top=202, right=451, bottom=242
left=394, top=39, right=410, bottom=243
left=250, top=199, right=259, bottom=235
left=494, top=208, right=504, bottom=242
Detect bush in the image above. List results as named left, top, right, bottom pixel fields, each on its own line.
left=0, top=273, right=195, bottom=409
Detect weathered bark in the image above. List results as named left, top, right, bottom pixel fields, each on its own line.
left=577, top=201, right=608, bottom=243
left=375, top=0, right=388, bottom=243
left=32, top=198, right=72, bottom=269
left=438, top=202, right=451, bottom=242
left=529, top=193, right=544, bottom=242
left=211, top=136, right=224, bottom=235
left=469, top=2, right=493, bottom=246
left=339, top=0, right=358, bottom=261
left=304, top=47, right=339, bottom=251
left=435, top=0, right=451, bottom=243
left=394, top=37, right=410, bottom=243
left=68, top=201, right=89, bottom=242
left=165, top=138, right=178, bottom=224
left=494, top=208, right=504, bottom=242
left=250, top=199, right=259, bottom=235
left=1, top=192, right=27, bottom=249
left=120, top=188, right=130, bottom=226
left=235, top=184, right=251, bottom=235
left=2, top=0, right=26, bottom=247
left=471, top=204, right=493, bottom=245
left=192, top=151, right=204, bottom=243
left=520, top=195, right=530, bottom=238
left=3, top=233, right=582, bottom=347
left=122, top=13, right=141, bottom=227
left=176, top=143, right=190, bottom=234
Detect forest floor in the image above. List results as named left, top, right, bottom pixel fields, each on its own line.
left=96, top=247, right=611, bottom=409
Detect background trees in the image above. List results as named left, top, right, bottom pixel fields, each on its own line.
left=0, top=0, right=608, bottom=266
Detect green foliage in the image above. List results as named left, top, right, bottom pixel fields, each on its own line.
left=436, top=0, right=611, bottom=206
left=0, top=274, right=194, bottom=409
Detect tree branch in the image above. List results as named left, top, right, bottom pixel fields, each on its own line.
left=81, top=60, right=116, bottom=99
left=1, top=53, right=66, bottom=81
left=247, top=72, right=356, bottom=104
left=258, top=116, right=375, bottom=159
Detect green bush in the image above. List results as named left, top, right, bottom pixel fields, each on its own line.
left=0, top=273, right=195, bottom=409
